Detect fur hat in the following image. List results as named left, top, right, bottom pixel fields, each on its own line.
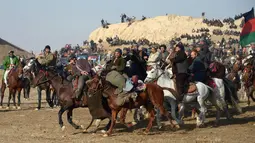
left=44, top=45, right=51, bottom=51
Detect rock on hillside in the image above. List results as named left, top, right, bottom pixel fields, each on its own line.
left=0, top=38, right=33, bottom=62
left=89, top=15, right=242, bottom=44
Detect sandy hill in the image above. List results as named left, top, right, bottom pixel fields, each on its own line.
left=89, top=15, right=242, bottom=45
left=0, top=38, right=33, bottom=62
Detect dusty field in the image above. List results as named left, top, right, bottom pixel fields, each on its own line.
left=0, top=89, right=255, bottom=143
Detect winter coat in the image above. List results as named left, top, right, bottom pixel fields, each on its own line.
left=3, top=56, right=19, bottom=70
left=37, top=52, right=56, bottom=66
left=108, top=57, right=126, bottom=74
left=188, top=57, right=207, bottom=82
left=171, top=51, right=188, bottom=74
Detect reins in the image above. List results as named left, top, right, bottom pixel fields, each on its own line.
left=35, top=70, right=59, bottom=86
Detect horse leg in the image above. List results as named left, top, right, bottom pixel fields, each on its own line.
left=104, top=109, right=119, bottom=137
left=27, top=84, right=30, bottom=99
left=66, top=108, right=81, bottom=129
left=197, top=96, right=207, bottom=128
left=37, top=87, right=42, bottom=110
left=17, top=88, right=22, bottom=109
left=119, top=108, right=128, bottom=124
left=251, top=89, right=255, bottom=102
left=83, top=119, right=94, bottom=133
left=0, top=82, right=6, bottom=108
left=7, top=88, right=12, bottom=109
left=144, top=104, right=155, bottom=133
left=58, top=107, right=66, bottom=130
left=247, top=89, right=252, bottom=106
left=12, top=89, right=17, bottom=109
left=191, top=108, right=197, bottom=119
left=52, top=90, right=57, bottom=107
left=46, top=88, right=53, bottom=108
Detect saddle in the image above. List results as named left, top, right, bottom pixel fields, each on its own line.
left=206, top=78, right=217, bottom=88
left=187, top=83, right=197, bottom=93
left=173, top=77, right=197, bottom=93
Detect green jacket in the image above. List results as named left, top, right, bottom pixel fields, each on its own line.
left=3, top=56, right=19, bottom=71
left=108, top=57, right=126, bottom=73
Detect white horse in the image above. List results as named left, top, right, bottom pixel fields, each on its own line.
left=145, top=65, right=230, bottom=127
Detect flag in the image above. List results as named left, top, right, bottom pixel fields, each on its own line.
left=240, top=8, right=255, bottom=47
left=242, top=8, right=254, bottom=23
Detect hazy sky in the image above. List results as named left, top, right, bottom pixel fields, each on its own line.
left=0, top=0, right=254, bottom=53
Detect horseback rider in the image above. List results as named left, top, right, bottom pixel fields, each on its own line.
left=188, top=50, right=207, bottom=83
left=2, top=50, right=19, bottom=87
left=66, top=55, right=92, bottom=101
left=37, top=45, right=56, bottom=67
left=196, top=43, right=211, bottom=69
left=106, top=48, right=137, bottom=106
left=170, top=42, right=189, bottom=102
left=107, top=48, right=126, bottom=74
left=129, top=46, right=147, bottom=81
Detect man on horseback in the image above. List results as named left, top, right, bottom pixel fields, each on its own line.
left=106, top=48, right=137, bottom=106
left=2, top=50, right=19, bottom=87
left=196, top=41, right=211, bottom=69
left=66, top=55, right=92, bottom=101
left=37, top=45, right=56, bottom=66
left=188, top=50, right=207, bottom=83
left=170, top=42, right=189, bottom=102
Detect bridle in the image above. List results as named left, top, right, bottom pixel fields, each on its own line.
left=146, top=66, right=166, bottom=83
left=34, top=70, right=59, bottom=86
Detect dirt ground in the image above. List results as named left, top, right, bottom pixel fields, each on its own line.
left=0, top=89, right=255, bottom=143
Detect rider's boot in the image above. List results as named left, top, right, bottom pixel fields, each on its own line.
left=74, top=88, right=82, bottom=101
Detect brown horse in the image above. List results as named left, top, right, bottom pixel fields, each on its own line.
left=242, top=65, right=255, bottom=106
left=86, top=75, right=178, bottom=137
left=226, top=60, right=242, bottom=91
left=0, top=60, right=30, bottom=109
left=29, top=60, right=111, bottom=132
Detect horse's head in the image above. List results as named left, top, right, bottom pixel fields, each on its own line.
left=23, top=58, right=39, bottom=73
left=30, top=65, right=58, bottom=88
left=144, top=65, right=160, bottom=83
left=86, top=75, right=102, bottom=93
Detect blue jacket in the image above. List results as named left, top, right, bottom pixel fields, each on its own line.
left=188, top=57, right=207, bottom=82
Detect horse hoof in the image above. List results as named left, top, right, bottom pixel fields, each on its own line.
left=83, top=129, right=87, bottom=133
left=80, top=125, right=84, bottom=129
left=17, top=106, right=21, bottom=110
left=0, top=106, right=2, bottom=109
left=143, top=131, right=149, bottom=135
left=103, top=133, right=109, bottom=137
left=6, top=107, right=9, bottom=110
left=196, top=124, right=205, bottom=128
left=101, top=130, right=106, bottom=134
left=61, top=126, right=66, bottom=131
left=35, top=108, right=39, bottom=111
left=175, top=124, right=180, bottom=129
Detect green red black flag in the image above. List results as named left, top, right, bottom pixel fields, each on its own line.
left=239, top=8, right=255, bottom=47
